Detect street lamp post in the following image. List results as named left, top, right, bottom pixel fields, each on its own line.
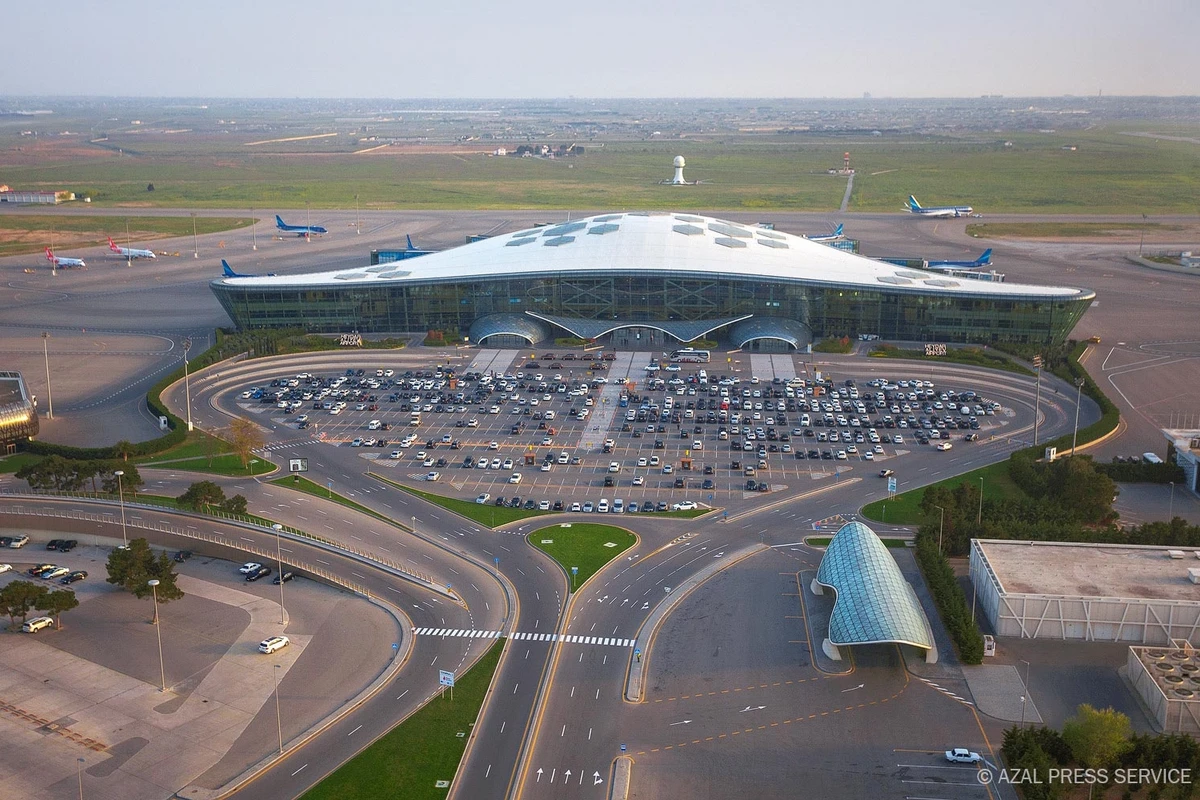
left=114, top=470, right=128, bottom=547
left=355, top=194, right=360, bottom=235
left=1020, top=658, right=1032, bottom=726
left=978, top=476, right=984, bottom=525
left=272, top=524, right=286, bottom=624
left=251, top=204, right=257, bottom=251
left=191, top=212, right=198, bottom=259
left=1169, top=482, right=1175, bottom=521
left=41, top=331, right=54, bottom=420
left=933, top=505, right=945, bottom=553
left=1071, top=377, right=1085, bottom=456
left=182, top=339, right=193, bottom=432
left=1032, top=356, right=1043, bottom=446
left=78, top=757, right=85, bottom=800
left=147, top=579, right=167, bottom=692
left=274, top=663, right=284, bottom=753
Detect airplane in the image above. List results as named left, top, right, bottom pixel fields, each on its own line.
left=45, top=248, right=86, bottom=269
left=221, top=260, right=274, bottom=278
left=926, top=249, right=993, bottom=270
left=108, top=237, right=156, bottom=259
left=388, top=234, right=436, bottom=260
left=275, top=215, right=327, bottom=237
left=804, top=223, right=844, bottom=242
left=906, top=195, right=974, bottom=218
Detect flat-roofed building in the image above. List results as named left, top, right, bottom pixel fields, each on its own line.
left=971, top=539, right=1200, bottom=646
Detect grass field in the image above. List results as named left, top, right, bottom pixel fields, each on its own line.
left=373, top=476, right=550, bottom=528
left=0, top=215, right=253, bottom=257
left=140, top=453, right=275, bottom=477
left=4, top=127, right=1198, bottom=213
left=302, top=640, right=503, bottom=800
left=860, top=460, right=1024, bottom=525
left=868, top=346, right=1033, bottom=376
left=966, top=222, right=1184, bottom=239
left=0, top=452, right=43, bottom=474
left=529, top=523, right=637, bottom=587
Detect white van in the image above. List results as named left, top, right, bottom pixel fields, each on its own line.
left=613, top=499, right=625, bottom=513
left=23, top=616, right=54, bottom=633
left=698, top=370, right=708, bottom=385
left=367, top=419, right=382, bottom=430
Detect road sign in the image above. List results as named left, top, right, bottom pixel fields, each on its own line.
left=571, top=566, right=578, bottom=574
left=288, top=458, right=308, bottom=473
left=439, top=669, right=455, bottom=688
left=620, top=743, right=627, bottom=753
left=887, top=476, right=897, bottom=493
left=392, top=642, right=399, bottom=650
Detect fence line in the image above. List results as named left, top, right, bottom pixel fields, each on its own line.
left=0, top=493, right=453, bottom=601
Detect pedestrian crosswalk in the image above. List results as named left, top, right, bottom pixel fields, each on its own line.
left=412, top=628, right=635, bottom=647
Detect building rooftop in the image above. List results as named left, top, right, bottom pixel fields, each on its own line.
left=978, top=540, right=1200, bottom=602
left=214, top=212, right=1093, bottom=302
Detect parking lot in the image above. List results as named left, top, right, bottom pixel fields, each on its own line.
left=232, top=348, right=1012, bottom=514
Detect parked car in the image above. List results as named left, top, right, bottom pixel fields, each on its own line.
left=945, top=748, right=982, bottom=764
left=475, top=493, right=491, bottom=504
left=671, top=501, right=699, bottom=511
left=0, top=564, right=10, bottom=574
left=173, top=550, right=193, bottom=562
left=22, top=616, right=54, bottom=633
left=258, top=635, right=290, bottom=654
left=273, top=571, right=296, bottom=584
left=60, top=570, right=88, bottom=584
left=238, top=562, right=264, bottom=575
left=41, top=566, right=70, bottom=580
left=245, top=565, right=272, bottom=582
left=5, top=534, right=29, bottom=549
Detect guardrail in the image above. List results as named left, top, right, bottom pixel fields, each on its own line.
left=0, top=491, right=457, bottom=602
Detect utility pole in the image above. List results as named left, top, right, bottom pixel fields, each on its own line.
left=933, top=505, right=945, bottom=554
left=251, top=204, right=257, bottom=251
left=1071, top=377, right=1085, bottom=456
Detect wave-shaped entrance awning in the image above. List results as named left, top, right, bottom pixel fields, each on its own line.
left=525, top=312, right=752, bottom=343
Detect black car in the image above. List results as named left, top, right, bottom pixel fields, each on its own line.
left=746, top=479, right=757, bottom=491
left=731, top=460, right=741, bottom=470
left=273, top=571, right=296, bottom=584
left=60, top=570, right=88, bottom=584
left=47, top=539, right=65, bottom=551
left=654, top=439, right=665, bottom=449
left=704, top=465, right=715, bottom=475
left=173, top=550, right=193, bottom=562
left=757, top=482, right=770, bottom=492
left=509, top=496, right=521, bottom=508
left=246, top=565, right=272, bottom=582
left=552, top=500, right=565, bottom=511
left=673, top=477, right=685, bottom=488
left=701, top=479, right=714, bottom=490
left=642, top=501, right=655, bottom=512
left=494, top=496, right=506, bottom=506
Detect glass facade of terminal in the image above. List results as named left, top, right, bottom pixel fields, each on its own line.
left=211, top=271, right=1093, bottom=347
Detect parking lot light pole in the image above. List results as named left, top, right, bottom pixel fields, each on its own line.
left=191, top=212, right=198, bottom=258
left=251, top=204, right=257, bottom=251
left=1032, top=355, right=1043, bottom=446
left=114, top=470, right=128, bottom=547
left=272, top=524, right=286, bottom=624
left=978, top=477, right=984, bottom=525
left=41, top=331, right=54, bottom=419
left=933, top=505, right=945, bottom=554
left=182, top=339, right=193, bottom=432
left=78, top=757, right=85, bottom=800
left=1071, top=377, right=1085, bottom=456
left=1020, top=659, right=1031, bottom=726
left=274, top=663, right=284, bottom=753
left=148, top=580, right=167, bottom=692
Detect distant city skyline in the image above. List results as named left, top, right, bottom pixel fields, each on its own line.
left=6, top=0, right=1198, bottom=98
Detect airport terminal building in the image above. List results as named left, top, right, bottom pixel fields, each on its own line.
left=211, top=212, right=1094, bottom=350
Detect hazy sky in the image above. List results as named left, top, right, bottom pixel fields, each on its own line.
left=7, top=0, right=1198, bottom=97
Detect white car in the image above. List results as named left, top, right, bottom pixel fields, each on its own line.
left=425, top=471, right=441, bottom=482
left=662, top=465, right=673, bottom=474
left=259, top=635, right=290, bottom=654
left=22, top=616, right=54, bottom=633
left=632, top=476, right=645, bottom=486
left=671, top=501, right=699, bottom=511
left=0, top=564, right=11, bottom=574
left=945, top=748, right=982, bottom=764
left=475, top=493, right=491, bottom=504
left=540, top=463, right=552, bottom=472
left=239, top=562, right=264, bottom=574
left=936, top=441, right=954, bottom=451
left=509, top=472, right=522, bottom=484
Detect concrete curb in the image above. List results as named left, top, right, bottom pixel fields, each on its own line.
left=609, top=756, right=633, bottom=800
left=624, top=542, right=767, bottom=703
left=721, top=477, right=861, bottom=525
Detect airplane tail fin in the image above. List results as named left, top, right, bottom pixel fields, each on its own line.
left=275, top=215, right=286, bottom=227
left=107, top=236, right=120, bottom=251
left=978, top=248, right=992, bottom=265
left=907, top=195, right=921, bottom=210
left=221, top=260, right=236, bottom=278
left=406, top=234, right=415, bottom=251
left=45, top=248, right=54, bottom=261
left=833, top=223, right=843, bottom=237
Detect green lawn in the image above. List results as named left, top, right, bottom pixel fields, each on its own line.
left=0, top=215, right=254, bottom=257
left=372, top=475, right=551, bottom=528
left=302, top=640, right=503, bottom=800
left=0, top=452, right=43, bottom=474
left=270, top=475, right=397, bottom=527
left=140, top=453, right=274, bottom=477
left=965, top=222, right=1181, bottom=239
left=529, top=523, right=637, bottom=587
left=860, top=460, right=1024, bottom=525
left=135, top=431, right=233, bottom=463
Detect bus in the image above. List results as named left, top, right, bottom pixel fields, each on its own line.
left=669, top=348, right=711, bottom=363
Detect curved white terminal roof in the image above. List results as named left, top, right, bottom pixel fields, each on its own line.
left=215, top=212, right=1092, bottom=301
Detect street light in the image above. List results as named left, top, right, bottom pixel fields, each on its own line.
left=182, top=338, right=193, bottom=432
left=191, top=212, right=198, bottom=259
left=355, top=194, right=360, bottom=235
left=272, top=524, right=286, bottom=624
left=1032, top=355, right=1043, bottom=446
left=77, top=757, right=85, bottom=800
left=1071, top=377, right=1085, bottom=456
left=113, top=470, right=128, bottom=547
left=933, top=505, right=945, bottom=554
left=1020, top=658, right=1032, bottom=726
left=1169, top=482, right=1175, bottom=521
left=40, top=331, right=54, bottom=420
left=274, top=663, right=284, bottom=753
left=147, top=579, right=167, bottom=692
left=251, top=204, right=257, bottom=251
left=978, top=476, right=984, bottom=525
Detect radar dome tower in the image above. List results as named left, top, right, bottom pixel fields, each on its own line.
left=670, top=155, right=687, bottom=185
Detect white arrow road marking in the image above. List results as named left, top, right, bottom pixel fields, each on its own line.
left=669, top=719, right=692, bottom=726
left=740, top=706, right=766, bottom=712
left=841, top=684, right=865, bottom=693
left=594, top=771, right=604, bottom=785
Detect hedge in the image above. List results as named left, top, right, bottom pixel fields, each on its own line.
left=913, top=533, right=984, bottom=664
left=1094, top=460, right=1185, bottom=484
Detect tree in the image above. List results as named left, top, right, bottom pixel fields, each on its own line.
left=177, top=480, right=226, bottom=512
left=1062, top=704, right=1132, bottom=769
left=146, top=183, right=154, bottom=192
left=15, top=455, right=89, bottom=492
left=106, top=538, right=184, bottom=621
left=0, top=580, right=49, bottom=628
left=114, top=440, right=136, bottom=462
left=37, top=589, right=79, bottom=630
left=227, top=417, right=265, bottom=469
left=101, top=462, right=144, bottom=497
left=222, top=494, right=248, bottom=516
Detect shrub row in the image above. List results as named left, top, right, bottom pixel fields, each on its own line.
left=1094, top=460, right=1185, bottom=484
left=913, top=533, right=984, bottom=664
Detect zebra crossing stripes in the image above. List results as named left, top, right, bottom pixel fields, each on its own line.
left=917, top=676, right=974, bottom=706
left=412, top=628, right=635, bottom=647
